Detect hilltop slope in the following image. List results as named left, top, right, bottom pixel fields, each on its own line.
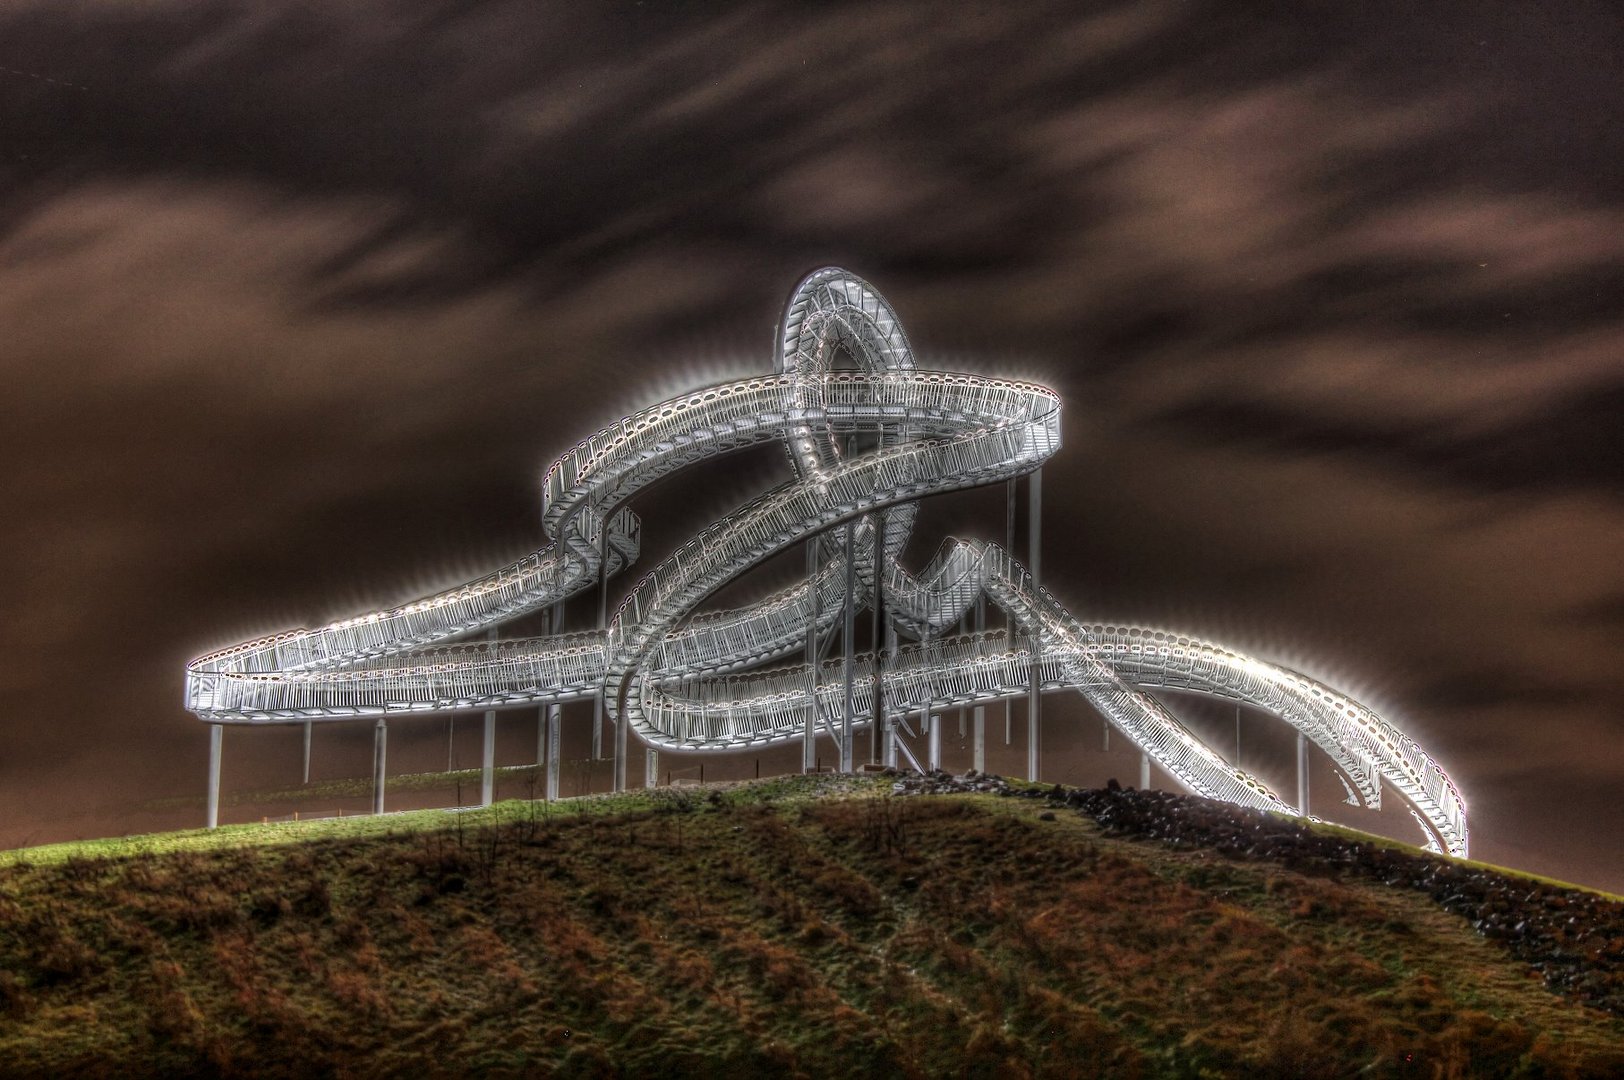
left=1, top=776, right=1621, bottom=1078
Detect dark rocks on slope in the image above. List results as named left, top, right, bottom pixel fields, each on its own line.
left=890, top=770, right=1624, bottom=1016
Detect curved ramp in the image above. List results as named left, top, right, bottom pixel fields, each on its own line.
left=185, top=268, right=1467, bottom=857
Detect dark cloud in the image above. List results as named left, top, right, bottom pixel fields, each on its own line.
left=1410, top=668, right=1595, bottom=712
left=1567, top=594, right=1624, bottom=633
left=1148, top=378, right=1624, bottom=498
left=1, top=0, right=1621, bottom=891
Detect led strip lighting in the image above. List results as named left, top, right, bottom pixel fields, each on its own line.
left=186, top=268, right=1467, bottom=856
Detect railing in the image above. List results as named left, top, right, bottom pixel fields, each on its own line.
left=185, top=267, right=1466, bottom=858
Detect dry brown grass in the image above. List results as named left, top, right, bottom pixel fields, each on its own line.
left=0, top=785, right=1620, bottom=1077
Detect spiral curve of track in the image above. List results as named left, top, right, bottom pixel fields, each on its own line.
left=185, top=268, right=1468, bottom=857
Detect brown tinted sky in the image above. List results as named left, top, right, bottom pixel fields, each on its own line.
left=1, top=1, right=1621, bottom=890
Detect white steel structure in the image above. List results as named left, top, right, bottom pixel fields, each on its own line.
left=185, top=268, right=1467, bottom=857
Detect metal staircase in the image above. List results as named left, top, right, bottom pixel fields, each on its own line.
left=185, top=268, right=1466, bottom=857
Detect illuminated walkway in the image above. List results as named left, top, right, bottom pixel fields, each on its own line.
left=185, top=268, right=1467, bottom=856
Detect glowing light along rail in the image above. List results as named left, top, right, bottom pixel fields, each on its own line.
left=185, top=268, right=1467, bottom=857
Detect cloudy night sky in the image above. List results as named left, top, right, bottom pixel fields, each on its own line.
left=1, top=1, right=1621, bottom=891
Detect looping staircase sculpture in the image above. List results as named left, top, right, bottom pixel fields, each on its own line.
left=185, top=268, right=1467, bottom=857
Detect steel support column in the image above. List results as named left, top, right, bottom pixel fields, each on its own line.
left=1027, top=467, right=1042, bottom=782
left=1297, top=732, right=1310, bottom=816
left=958, top=607, right=969, bottom=738
left=613, top=687, right=629, bottom=793
left=804, top=537, right=819, bottom=774
left=972, top=595, right=986, bottom=773
left=883, top=622, right=899, bottom=768
left=869, top=512, right=885, bottom=765
left=481, top=628, right=497, bottom=807
left=206, top=723, right=222, bottom=829
left=545, top=703, right=561, bottom=801
left=537, top=606, right=551, bottom=769
left=372, top=718, right=387, bottom=816
left=645, top=748, right=658, bottom=789
left=546, top=601, right=562, bottom=802
left=840, top=520, right=857, bottom=773
left=1005, top=477, right=1015, bottom=746
left=610, top=518, right=630, bottom=790
left=481, top=711, right=496, bottom=807
left=918, top=622, right=936, bottom=771
left=1140, top=752, right=1150, bottom=792
left=593, top=521, right=609, bottom=760
left=301, top=720, right=311, bottom=785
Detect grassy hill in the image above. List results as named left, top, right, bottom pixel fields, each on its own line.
left=2, top=774, right=1622, bottom=1078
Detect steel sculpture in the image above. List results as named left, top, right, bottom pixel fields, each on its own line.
left=185, top=268, right=1468, bottom=857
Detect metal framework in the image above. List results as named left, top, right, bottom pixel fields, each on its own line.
left=185, top=268, right=1468, bottom=857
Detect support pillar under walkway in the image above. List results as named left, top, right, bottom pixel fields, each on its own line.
left=803, top=537, right=819, bottom=774
left=372, top=717, right=388, bottom=816
left=481, top=710, right=496, bottom=807
left=840, top=519, right=857, bottom=773
left=594, top=525, right=609, bottom=762
left=972, top=595, right=986, bottom=774
left=546, top=601, right=562, bottom=801
left=206, top=723, right=222, bottom=829
left=1004, top=477, right=1015, bottom=749
left=481, top=627, right=498, bottom=807
left=1297, top=732, right=1310, bottom=816
left=1027, top=467, right=1042, bottom=782
left=545, top=703, right=561, bottom=801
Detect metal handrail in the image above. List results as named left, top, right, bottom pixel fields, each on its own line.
left=184, top=267, right=1466, bottom=858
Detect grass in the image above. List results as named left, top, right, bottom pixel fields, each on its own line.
left=1, top=777, right=1621, bottom=1077
left=142, top=764, right=560, bottom=812
left=1, top=774, right=884, bottom=868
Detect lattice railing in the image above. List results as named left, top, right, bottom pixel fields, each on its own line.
left=185, top=267, right=1466, bottom=858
